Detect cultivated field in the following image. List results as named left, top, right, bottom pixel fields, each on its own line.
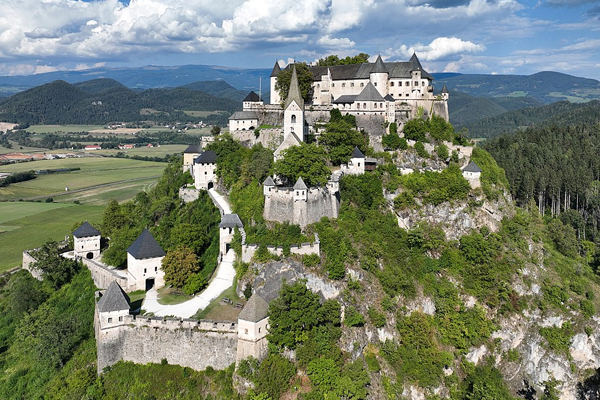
left=94, top=144, right=187, bottom=158
left=25, top=125, right=106, bottom=134
left=0, top=157, right=164, bottom=201
left=0, top=203, right=104, bottom=272
left=58, top=177, right=158, bottom=205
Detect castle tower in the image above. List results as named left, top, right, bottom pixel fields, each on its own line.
left=349, top=147, right=366, bottom=175
left=270, top=61, right=282, bottom=105
left=95, top=281, right=130, bottom=372
left=370, top=55, right=389, bottom=98
left=236, top=294, right=269, bottom=363
left=192, top=150, right=217, bottom=190
left=242, top=91, right=263, bottom=110
left=462, top=160, right=482, bottom=189
left=293, top=177, right=308, bottom=202
left=126, top=229, right=166, bottom=291
left=219, top=214, right=243, bottom=256
left=73, top=221, right=101, bottom=260
left=284, top=65, right=305, bottom=141
left=263, top=176, right=275, bottom=196
left=183, top=145, right=202, bottom=173
left=441, top=84, right=449, bottom=101
left=409, top=53, right=424, bottom=97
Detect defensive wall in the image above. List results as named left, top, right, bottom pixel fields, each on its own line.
left=83, top=258, right=127, bottom=290
left=22, top=250, right=44, bottom=280
left=263, top=186, right=339, bottom=228
left=241, top=234, right=320, bottom=263
left=95, top=311, right=238, bottom=372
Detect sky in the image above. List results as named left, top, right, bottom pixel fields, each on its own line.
left=0, top=0, right=599, bottom=79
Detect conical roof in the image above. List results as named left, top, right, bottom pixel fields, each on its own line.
left=263, top=176, right=275, bottom=186
left=441, top=84, right=449, bottom=94
left=409, top=53, right=423, bottom=71
left=293, top=176, right=308, bottom=190
left=73, top=221, right=101, bottom=238
left=372, top=55, right=388, bottom=74
left=219, top=214, right=244, bottom=229
left=97, top=281, right=130, bottom=313
left=355, top=82, right=385, bottom=102
left=238, top=294, right=269, bottom=322
left=284, top=65, right=304, bottom=109
left=463, top=161, right=482, bottom=173
left=351, top=147, right=365, bottom=159
left=243, top=91, right=261, bottom=102
left=270, top=61, right=282, bottom=77
left=127, top=229, right=166, bottom=259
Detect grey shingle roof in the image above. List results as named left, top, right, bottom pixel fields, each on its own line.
left=333, top=95, right=357, bottom=104
left=238, top=294, right=269, bottom=322
left=351, top=147, right=365, bottom=159
left=127, top=229, right=165, bottom=259
left=355, top=82, right=385, bottom=102
left=219, top=214, right=243, bottom=229
left=243, top=91, right=262, bottom=102
left=409, top=53, right=423, bottom=71
left=228, top=111, right=259, bottom=120
left=97, top=281, right=130, bottom=313
left=184, top=145, right=202, bottom=154
left=441, top=84, right=449, bottom=94
left=284, top=65, right=304, bottom=109
left=384, top=94, right=395, bottom=101
left=463, top=161, right=482, bottom=173
left=195, top=150, right=217, bottom=164
left=270, top=61, right=282, bottom=77
left=293, top=177, right=308, bottom=190
left=273, top=132, right=302, bottom=157
left=263, top=176, right=275, bottom=186
left=372, top=55, right=388, bottom=74
left=73, top=221, right=101, bottom=238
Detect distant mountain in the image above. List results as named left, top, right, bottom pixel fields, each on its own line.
left=463, top=100, right=600, bottom=138
left=434, top=71, right=600, bottom=104
left=0, top=79, right=240, bottom=125
left=182, top=80, right=249, bottom=102
left=0, top=64, right=272, bottom=96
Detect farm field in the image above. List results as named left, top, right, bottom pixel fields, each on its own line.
left=25, top=125, right=106, bottom=134
left=0, top=157, right=164, bottom=201
left=0, top=203, right=104, bottom=272
left=0, top=143, right=50, bottom=154
left=94, top=144, right=187, bottom=158
left=58, top=177, right=158, bottom=205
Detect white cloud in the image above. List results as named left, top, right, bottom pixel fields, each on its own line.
left=317, top=36, right=356, bottom=49
left=387, top=37, right=485, bottom=61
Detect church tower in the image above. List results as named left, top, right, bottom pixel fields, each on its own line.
left=283, top=65, right=305, bottom=141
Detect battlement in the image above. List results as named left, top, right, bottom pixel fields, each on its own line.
left=101, top=314, right=238, bottom=333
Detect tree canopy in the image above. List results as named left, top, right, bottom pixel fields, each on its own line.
left=316, top=53, right=370, bottom=66
left=274, top=62, right=314, bottom=104
left=273, top=143, right=331, bottom=187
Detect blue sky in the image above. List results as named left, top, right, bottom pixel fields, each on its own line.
left=0, top=0, right=598, bottom=79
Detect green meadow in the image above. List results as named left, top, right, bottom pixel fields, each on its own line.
left=0, top=202, right=104, bottom=272
left=94, top=144, right=188, bottom=158
left=0, top=157, right=164, bottom=201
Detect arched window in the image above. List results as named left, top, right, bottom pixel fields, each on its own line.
left=291, top=115, right=296, bottom=123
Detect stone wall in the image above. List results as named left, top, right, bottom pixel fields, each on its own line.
left=83, top=258, right=127, bottom=290
left=263, top=187, right=339, bottom=228
left=241, top=236, right=320, bottom=263
left=96, top=314, right=238, bottom=372
left=179, top=186, right=200, bottom=203
left=22, top=251, right=43, bottom=280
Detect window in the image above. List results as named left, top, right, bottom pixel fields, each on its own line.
left=331, top=83, right=335, bottom=87
left=342, top=83, right=346, bottom=88
left=296, top=191, right=299, bottom=195
left=245, top=328, right=248, bottom=334
left=204, top=171, right=207, bottom=175
left=258, top=327, right=261, bottom=333
left=144, top=268, right=147, bottom=273
left=390, top=82, right=394, bottom=87
left=422, top=81, right=425, bottom=86
left=360, top=83, right=364, bottom=87
left=374, top=103, right=377, bottom=108
left=351, top=83, right=354, bottom=87
left=357, top=103, right=360, bottom=109
left=155, top=267, right=158, bottom=272
left=108, top=318, right=113, bottom=323
left=363, top=103, right=366, bottom=108
left=119, top=316, right=123, bottom=322
left=291, top=115, right=296, bottom=123
left=414, top=81, right=418, bottom=86
left=405, top=81, right=409, bottom=86
left=374, top=82, right=377, bottom=86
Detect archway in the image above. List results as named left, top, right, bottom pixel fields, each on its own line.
left=208, top=181, right=214, bottom=190
left=86, top=252, right=94, bottom=259
left=145, top=278, right=155, bottom=291
left=291, top=115, right=297, bottom=123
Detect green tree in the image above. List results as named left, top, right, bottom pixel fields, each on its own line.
left=210, top=125, right=221, bottom=136
left=161, top=247, right=201, bottom=288
left=316, top=53, right=370, bottom=66
left=30, top=241, right=81, bottom=290
left=255, top=354, right=296, bottom=399
left=273, top=143, right=331, bottom=187
left=275, top=62, right=314, bottom=103
left=320, top=110, right=367, bottom=165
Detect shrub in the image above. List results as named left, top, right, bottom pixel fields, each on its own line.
left=367, top=307, right=386, bottom=328
left=302, top=254, right=320, bottom=268
left=414, top=141, right=430, bottom=158
left=540, top=322, right=574, bottom=354
left=344, top=306, right=366, bottom=327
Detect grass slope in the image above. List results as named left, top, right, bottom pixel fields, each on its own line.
left=0, top=203, right=104, bottom=271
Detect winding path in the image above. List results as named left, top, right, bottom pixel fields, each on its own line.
left=141, top=188, right=238, bottom=318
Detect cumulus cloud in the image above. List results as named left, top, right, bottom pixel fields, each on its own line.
left=317, top=36, right=356, bottom=49
left=387, top=37, right=485, bottom=61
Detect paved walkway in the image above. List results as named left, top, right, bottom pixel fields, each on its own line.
left=208, top=188, right=232, bottom=214
left=142, top=248, right=236, bottom=318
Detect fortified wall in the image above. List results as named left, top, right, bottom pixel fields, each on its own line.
left=263, top=185, right=339, bottom=228
left=241, top=234, right=320, bottom=263
left=83, top=258, right=127, bottom=290
left=95, top=312, right=238, bottom=372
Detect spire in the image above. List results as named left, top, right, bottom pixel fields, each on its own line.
left=409, top=53, right=423, bottom=71
left=284, top=65, right=304, bottom=109
left=238, top=294, right=269, bottom=322
left=372, top=54, right=387, bottom=74
left=97, top=281, right=130, bottom=313
left=351, top=147, right=365, bottom=159
left=270, top=61, right=281, bottom=77
left=441, top=84, right=449, bottom=94
left=293, top=176, right=308, bottom=190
